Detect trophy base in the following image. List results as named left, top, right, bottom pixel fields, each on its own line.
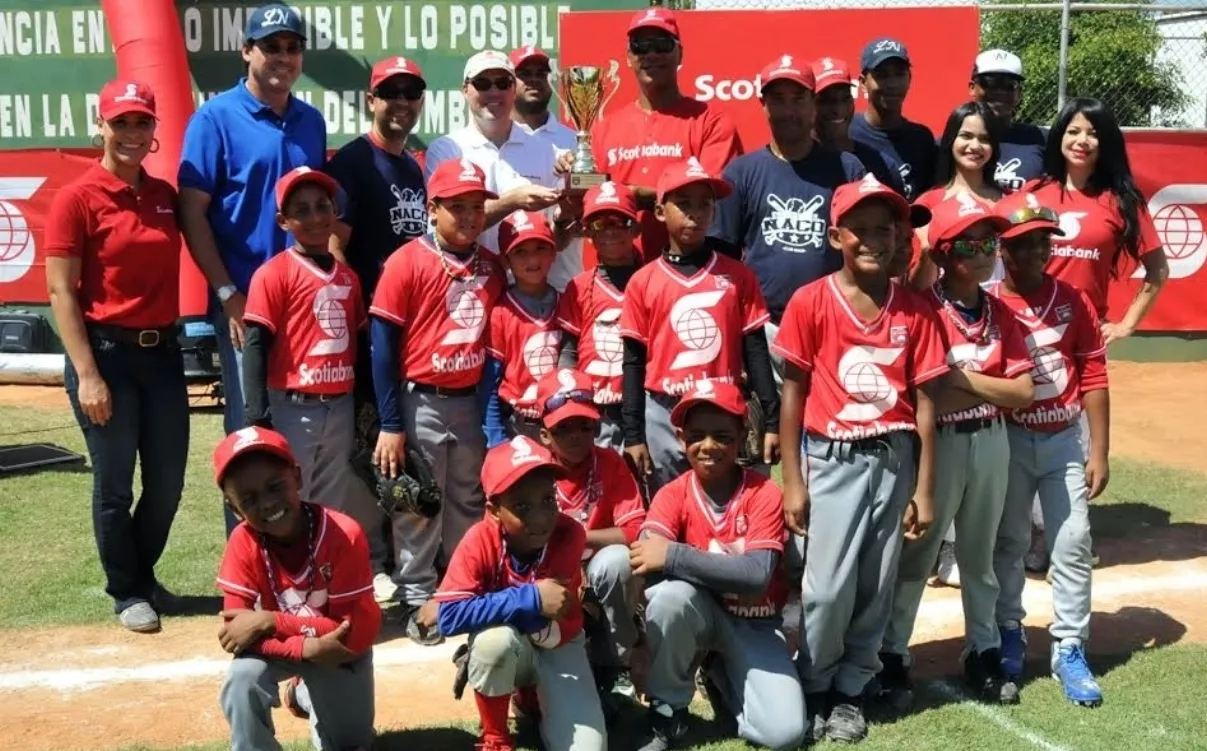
left=566, top=172, right=608, bottom=192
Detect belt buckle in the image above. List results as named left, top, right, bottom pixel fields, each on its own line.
left=137, top=330, right=160, bottom=347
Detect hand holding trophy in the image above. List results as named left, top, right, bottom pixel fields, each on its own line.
left=553, top=63, right=620, bottom=193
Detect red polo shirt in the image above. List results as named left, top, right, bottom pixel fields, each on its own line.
left=44, top=163, right=181, bottom=328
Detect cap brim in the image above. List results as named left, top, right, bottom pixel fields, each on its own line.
left=543, top=401, right=601, bottom=428
left=279, top=172, right=339, bottom=209
left=514, top=51, right=550, bottom=66
left=100, top=104, right=157, bottom=121
left=670, top=396, right=746, bottom=430
left=247, top=27, right=306, bottom=42
left=841, top=191, right=913, bottom=225
left=761, top=74, right=813, bottom=93
left=1000, top=220, right=1064, bottom=240
left=374, top=71, right=425, bottom=88
left=815, top=76, right=852, bottom=93
left=433, top=185, right=500, bottom=201
left=659, top=176, right=732, bottom=203
left=582, top=204, right=639, bottom=222
left=933, top=215, right=1011, bottom=246
left=627, top=21, right=679, bottom=38
left=489, top=458, right=566, bottom=499
left=215, top=443, right=295, bottom=487
left=502, top=229, right=556, bottom=255
left=864, top=54, right=909, bottom=72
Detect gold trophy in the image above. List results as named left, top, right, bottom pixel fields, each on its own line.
left=554, top=64, right=619, bottom=192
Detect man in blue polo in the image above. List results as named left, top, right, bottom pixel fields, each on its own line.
left=970, top=49, right=1045, bottom=194
left=178, top=2, right=326, bottom=534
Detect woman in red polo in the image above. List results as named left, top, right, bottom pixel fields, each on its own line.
left=45, top=79, right=189, bottom=634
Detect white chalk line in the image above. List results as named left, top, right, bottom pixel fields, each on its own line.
left=930, top=680, right=1075, bottom=751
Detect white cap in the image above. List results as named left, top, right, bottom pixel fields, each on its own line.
left=973, top=49, right=1024, bottom=79
left=464, top=50, right=514, bottom=81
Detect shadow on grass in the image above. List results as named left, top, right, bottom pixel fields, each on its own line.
left=159, top=593, right=225, bottom=618
left=373, top=726, right=480, bottom=750
left=1089, top=502, right=1207, bottom=567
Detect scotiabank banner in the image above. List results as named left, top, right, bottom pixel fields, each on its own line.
left=559, top=7, right=982, bottom=144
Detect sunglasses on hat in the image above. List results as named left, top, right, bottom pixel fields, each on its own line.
left=468, top=75, right=515, bottom=92
left=948, top=237, right=999, bottom=258
left=586, top=216, right=636, bottom=233
left=543, top=389, right=595, bottom=416
left=375, top=82, right=425, bottom=102
left=629, top=35, right=678, bottom=56
left=1007, top=205, right=1059, bottom=225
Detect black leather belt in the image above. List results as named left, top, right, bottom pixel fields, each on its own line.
left=88, top=323, right=178, bottom=348
left=410, top=382, right=476, bottom=398
left=943, top=416, right=1001, bottom=434
left=284, top=390, right=349, bottom=404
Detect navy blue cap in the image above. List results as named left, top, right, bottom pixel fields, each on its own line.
left=860, top=38, right=910, bottom=72
left=245, top=4, right=306, bottom=42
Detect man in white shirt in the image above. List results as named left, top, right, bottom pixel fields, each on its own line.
left=511, top=45, right=577, bottom=153
left=424, top=50, right=583, bottom=289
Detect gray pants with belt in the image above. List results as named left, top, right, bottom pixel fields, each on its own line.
left=268, top=390, right=386, bottom=572
left=221, top=652, right=374, bottom=751
left=798, top=431, right=916, bottom=697
left=596, top=408, right=625, bottom=454
left=644, top=392, right=688, bottom=495
left=394, top=385, right=487, bottom=606
left=882, top=419, right=1009, bottom=661
left=996, top=423, right=1093, bottom=644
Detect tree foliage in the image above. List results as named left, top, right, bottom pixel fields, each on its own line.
left=981, top=0, right=1187, bottom=127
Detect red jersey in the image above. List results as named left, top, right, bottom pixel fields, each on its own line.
left=591, top=98, right=742, bottom=261
left=556, top=447, right=646, bottom=550
left=923, top=286, right=1033, bottom=424
left=43, top=163, right=181, bottom=328
left=642, top=469, right=788, bottom=619
left=772, top=276, right=949, bottom=440
left=436, top=514, right=586, bottom=648
left=1023, top=180, right=1162, bottom=318
left=620, top=252, right=770, bottom=396
left=244, top=249, right=366, bottom=394
left=989, top=277, right=1109, bottom=431
left=369, top=236, right=506, bottom=389
left=216, top=505, right=381, bottom=660
left=486, top=290, right=563, bottom=419
left=556, top=269, right=626, bottom=405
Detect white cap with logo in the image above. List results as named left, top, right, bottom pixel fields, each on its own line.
left=973, top=49, right=1024, bottom=79
left=464, top=50, right=515, bottom=81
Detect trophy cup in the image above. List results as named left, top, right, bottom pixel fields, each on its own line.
left=554, top=65, right=618, bottom=193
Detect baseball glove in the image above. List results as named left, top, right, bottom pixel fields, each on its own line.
left=376, top=445, right=443, bottom=518
left=738, top=390, right=765, bottom=467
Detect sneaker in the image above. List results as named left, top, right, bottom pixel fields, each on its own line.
left=999, top=621, right=1027, bottom=680
left=595, top=666, right=635, bottom=724
left=932, top=541, right=961, bottom=588
left=636, top=701, right=690, bottom=751
left=804, top=692, right=831, bottom=745
left=612, top=668, right=637, bottom=700
left=1052, top=642, right=1103, bottom=707
left=1024, top=525, right=1049, bottom=573
left=826, top=693, right=868, bottom=743
left=118, top=602, right=161, bottom=633
left=282, top=676, right=310, bottom=719
left=403, top=603, right=443, bottom=646
left=875, top=652, right=914, bottom=712
left=964, top=648, right=1020, bottom=705
left=373, top=573, right=399, bottom=604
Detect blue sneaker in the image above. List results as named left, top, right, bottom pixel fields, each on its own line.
left=1052, top=642, right=1103, bottom=707
left=999, top=621, right=1026, bottom=679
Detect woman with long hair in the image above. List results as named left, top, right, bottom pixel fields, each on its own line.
left=44, top=80, right=189, bottom=634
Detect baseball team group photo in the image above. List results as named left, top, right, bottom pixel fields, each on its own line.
left=4, top=2, right=1207, bottom=751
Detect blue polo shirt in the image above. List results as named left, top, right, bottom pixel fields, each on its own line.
left=995, top=122, right=1047, bottom=194
left=324, top=135, right=428, bottom=303
left=709, top=145, right=867, bottom=322
left=178, top=78, right=327, bottom=295
left=849, top=113, right=938, bottom=200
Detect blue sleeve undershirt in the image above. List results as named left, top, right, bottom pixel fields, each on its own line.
left=371, top=318, right=405, bottom=433
left=437, top=583, right=547, bottom=637
left=478, top=356, right=507, bottom=449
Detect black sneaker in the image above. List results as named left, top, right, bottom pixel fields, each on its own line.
left=636, top=701, right=690, bottom=751
left=595, top=666, right=636, bottom=724
left=804, top=691, right=831, bottom=745
left=875, top=652, right=915, bottom=712
left=965, top=648, right=1021, bottom=705
left=826, top=693, right=868, bottom=743
left=403, top=603, right=444, bottom=646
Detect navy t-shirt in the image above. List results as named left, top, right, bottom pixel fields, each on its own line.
left=849, top=113, right=938, bottom=200
left=995, top=122, right=1047, bottom=194
left=709, top=145, right=867, bottom=322
left=851, top=141, right=907, bottom=196
left=324, top=136, right=428, bottom=302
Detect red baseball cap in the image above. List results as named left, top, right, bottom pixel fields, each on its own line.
left=831, top=174, right=920, bottom=226
left=275, top=166, right=340, bottom=210
left=98, top=79, right=156, bottom=120
left=538, top=369, right=600, bottom=428
left=498, top=210, right=555, bottom=255
left=628, top=7, right=680, bottom=38
left=670, top=379, right=747, bottom=429
left=927, top=194, right=1010, bottom=247
left=583, top=181, right=639, bottom=223
left=656, top=158, right=733, bottom=203
left=427, top=158, right=499, bottom=200
left=370, top=56, right=425, bottom=90
left=812, top=57, right=854, bottom=93
left=213, top=427, right=297, bottom=487
left=760, top=55, right=815, bottom=93
left=482, top=436, right=566, bottom=499
left=995, top=192, right=1067, bottom=240
left=510, top=45, right=550, bottom=68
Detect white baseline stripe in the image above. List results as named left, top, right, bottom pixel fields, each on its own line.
left=931, top=680, right=1074, bottom=751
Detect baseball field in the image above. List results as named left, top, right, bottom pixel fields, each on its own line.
left=2, top=360, right=1206, bottom=751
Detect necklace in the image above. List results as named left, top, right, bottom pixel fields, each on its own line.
left=557, top=453, right=600, bottom=523
left=258, top=504, right=319, bottom=614
left=432, top=234, right=479, bottom=282
left=933, top=283, right=993, bottom=345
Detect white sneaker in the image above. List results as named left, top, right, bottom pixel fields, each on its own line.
left=933, top=541, right=961, bottom=588
left=373, top=572, right=399, bottom=604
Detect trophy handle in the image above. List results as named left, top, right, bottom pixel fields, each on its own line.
left=599, top=60, right=622, bottom=122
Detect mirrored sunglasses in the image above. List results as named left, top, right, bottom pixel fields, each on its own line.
left=543, top=389, right=596, bottom=415
left=628, top=35, right=678, bottom=56
left=1006, top=205, right=1059, bottom=226
left=949, top=237, right=999, bottom=258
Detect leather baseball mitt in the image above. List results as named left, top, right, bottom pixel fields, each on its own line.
left=738, top=391, right=765, bottom=467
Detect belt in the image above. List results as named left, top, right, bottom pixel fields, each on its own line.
left=648, top=391, right=680, bottom=411
left=88, top=323, right=178, bottom=348
left=942, top=416, right=1002, bottom=434
left=284, top=390, right=349, bottom=404
left=410, top=382, right=476, bottom=398
left=809, top=432, right=896, bottom=454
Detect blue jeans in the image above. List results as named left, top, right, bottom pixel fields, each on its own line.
left=65, top=334, right=190, bottom=613
left=212, top=309, right=245, bottom=536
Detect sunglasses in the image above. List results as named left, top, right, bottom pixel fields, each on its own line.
left=949, top=237, right=999, bottom=258
left=543, top=389, right=596, bottom=415
left=256, top=40, right=304, bottom=56
left=586, top=216, right=636, bottom=233
left=975, top=74, right=1021, bottom=93
left=468, top=75, right=515, bottom=92
left=1006, top=205, right=1059, bottom=226
left=374, top=83, right=425, bottom=102
left=628, top=35, right=678, bottom=56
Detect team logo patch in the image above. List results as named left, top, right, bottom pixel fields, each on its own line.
left=890, top=325, right=909, bottom=345
left=762, top=194, right=826, bottom=252
left=1055, top=303, right=1073, bottom=323
left=735, top=514, right=748, bottom=536
left=319, top=563, right=332, bottom=582
left=713, top=274, right=731, bottom=290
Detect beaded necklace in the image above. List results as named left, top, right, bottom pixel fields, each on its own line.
left=258, top=503, right=318, bottom=613
left=933, top=282, right=993, bottom=345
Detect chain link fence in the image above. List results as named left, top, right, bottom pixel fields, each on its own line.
left=650, top=0, right=1207, bottom=128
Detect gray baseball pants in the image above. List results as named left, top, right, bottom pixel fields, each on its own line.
left=882, top=419, right=1009, bottom=660
left=221, top=652, right=374, bottom=751
left=267, top=390, right=387, bottom=572
left=394, top=385, right=486, bottom=606
left=468, top=627, right=607, bottom=751
left=645, top=392, right=687, bottom=495
left=798, top=431, right=916, bottom=696
left=596, top=407, right=625, bottom=453
left=996, top=423, right=1093, bottom=643
left=643, top=579, right=806, bottom=750
left=585, top=544, right=640, bottom=668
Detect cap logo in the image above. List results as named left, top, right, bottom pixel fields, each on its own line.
left=509, top=436, right=541, bottom=467
left=114, top=83, right=148, bottom=105
left=645, top=9, right=660, bottom=19
left=822, top=57, right=835, bottom=71
left=261, top=6, right=287, bottom=27
left=685, top=156, right=709, bottom=179
left=858, top=173, right=885, bottom=193
left=231, top=427, right=263, bottom=452
left=956, top=193, right=986, bottom=217
left=509, top=210, right=534, bottom=231
left=596, top=181, right=620, bottom=204
left=874, top=39, right=902, bottom=54
left=524, top=45, right=535, bottom=56
left=1025, top=193, right=1042, bottom=210
left=557, top=369, right=578, bottom=391
left=694, top=378, right=716, bottom=397
left=458, top=158, right=479, bottom=182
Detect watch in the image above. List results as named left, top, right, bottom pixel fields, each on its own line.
left=216, top=284, right=238, bottom=303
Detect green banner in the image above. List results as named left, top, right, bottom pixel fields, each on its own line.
left=0, top=0, right=641, bottom=149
